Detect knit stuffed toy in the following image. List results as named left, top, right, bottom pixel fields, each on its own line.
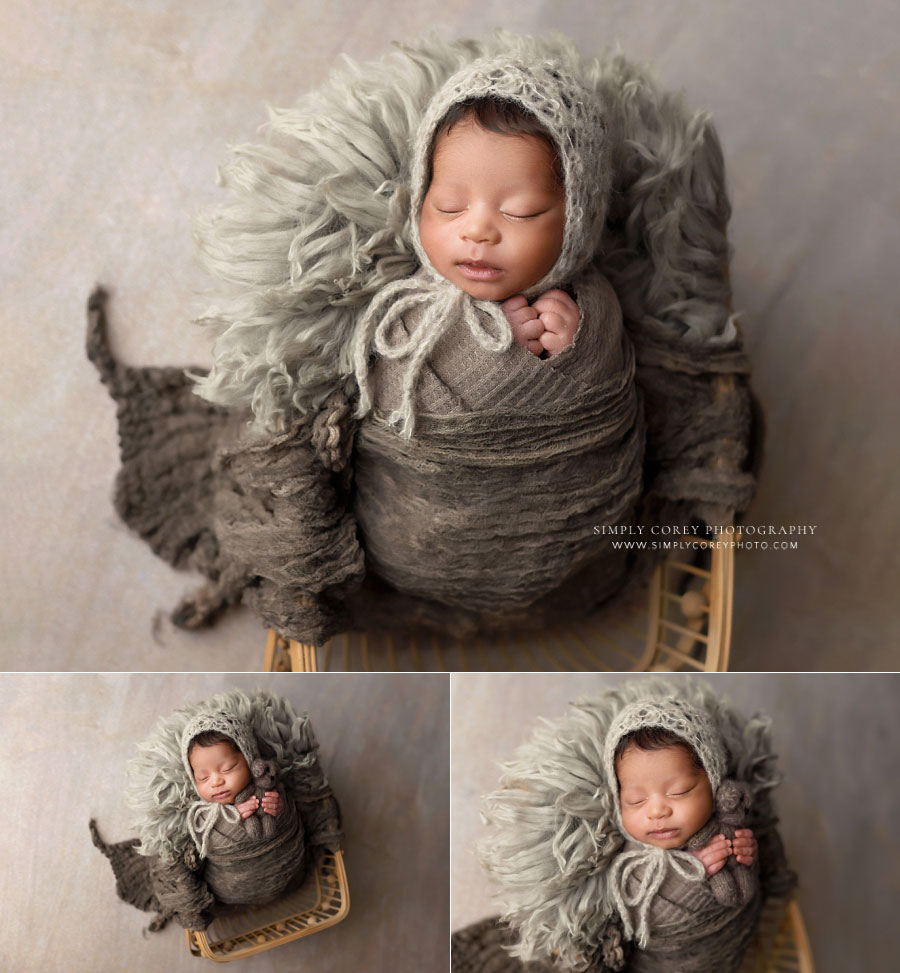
left=236, top=758, right=280, bottom=840
left=686, top=778, right=757, bottom=907
left=456, top=680, right=795, bottom=973
left=90, top=689, right=342, bottom=931
left=87, top=32, right=757, bottom=645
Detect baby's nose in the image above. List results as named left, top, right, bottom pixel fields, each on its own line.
left=460, top=209, right=500, bottom=245
left=647, top=798, right=671, bottom=819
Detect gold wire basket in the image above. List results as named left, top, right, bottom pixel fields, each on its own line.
left=186, top=850, right=348, bottom=962
left=264, top=531, right=736, bottom=672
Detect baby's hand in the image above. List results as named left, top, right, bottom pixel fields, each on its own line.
left=501, top=290, right=579, bottom=358
left=502, top=295, right=544, bottom=356
left=260, top=790, right=282, bottom=818
left=532, top=289, right=579, bottom=356
left=690, top=833, right=732, bottom=877
left=235, top=795, right=260, bottom=820
left=731, top=828, right=757, bottom=867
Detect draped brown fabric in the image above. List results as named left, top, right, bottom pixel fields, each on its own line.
left=87, top=284, right=756, bottom=644
left=452, top=916, right=628, bottom=973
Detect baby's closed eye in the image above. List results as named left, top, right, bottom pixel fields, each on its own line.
left=431, top=198, right=465, bottom=215
left=501, top=210, right=545, bottom=221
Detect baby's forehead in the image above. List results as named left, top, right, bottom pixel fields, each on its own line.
left=430, top=123, right=560, bottom=183
left=615, top=741, right=699, bottom=773
left=189, top=739, right=239, bottom=762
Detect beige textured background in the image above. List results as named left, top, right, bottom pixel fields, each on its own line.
left=450, top=672, right=900, bottom=973
left=2, top=0, right=899, bottom=671
left=0, top=672, right=450, bottom=971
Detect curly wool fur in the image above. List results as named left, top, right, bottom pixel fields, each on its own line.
left=192, top=32, right=737, bottom=431
left=126, top=689, right=321, bottom=863
left=478, top=680, right=784, bottom=970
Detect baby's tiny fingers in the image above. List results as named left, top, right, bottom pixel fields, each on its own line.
left=534, top=288, right=576, bottom=307
left=505, top=305, right=539, bottom=325
left=501, top=295, right=529, bottom=312
left=533, top=293, right=577, bottom=318
left=511, top=317, right=544, bottom=340
left=537, top=310, right=564, bottom=334
left=539, top=330, right=570, bottom=356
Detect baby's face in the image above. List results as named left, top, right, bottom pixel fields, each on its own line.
left=616, top=743, right=713, bottom=849
left=419, top=119, right=565, bottom=302
left=189, top=741, right=251, bottom=804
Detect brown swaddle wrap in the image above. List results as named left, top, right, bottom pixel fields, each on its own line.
left=613, top=840, right=761, bottom=973
left=354, top=269, right=644, bottom=616
left=190, top=782, right=306, bottom=908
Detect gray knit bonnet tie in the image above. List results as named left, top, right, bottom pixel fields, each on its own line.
left=353, top=53, right=612, bottom=437
left=600, top=695, right=728, bottom=947
left=181, top=710, right=262, bottom=858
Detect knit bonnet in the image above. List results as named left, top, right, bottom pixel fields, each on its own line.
left=602, top=694, right=727, bottom=839
left=408, top=53, right=612, bottom=297
left=596, top=694, right=728, bottom=948
left=181, top=709, right=261, bottom=798
left=353, top=53, right=612, bottom=436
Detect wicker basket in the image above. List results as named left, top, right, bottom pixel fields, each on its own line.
left=743, top=898, right=815, bottom=973
left=264, top=530, right=736, bottom=672
left=186, top=850, right=348, bottom=962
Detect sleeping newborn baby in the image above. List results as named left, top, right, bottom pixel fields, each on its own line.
left=188, top=730, right=282, bottom=824
left=180, top=714, right=293, bottom=865
left=90, top=690, right=342, bottom=933
left=418, top=96, right=578, bottom=358
left=602, top=698, right=763, bottom=972
left=357, top=61, right=629, bottom=422
left=352, top=55, right=644, bottom=623
left=470, top=684, right=793, bottom=973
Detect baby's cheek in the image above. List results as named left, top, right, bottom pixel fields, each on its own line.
left=419, top=219, right=440, bottom=265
